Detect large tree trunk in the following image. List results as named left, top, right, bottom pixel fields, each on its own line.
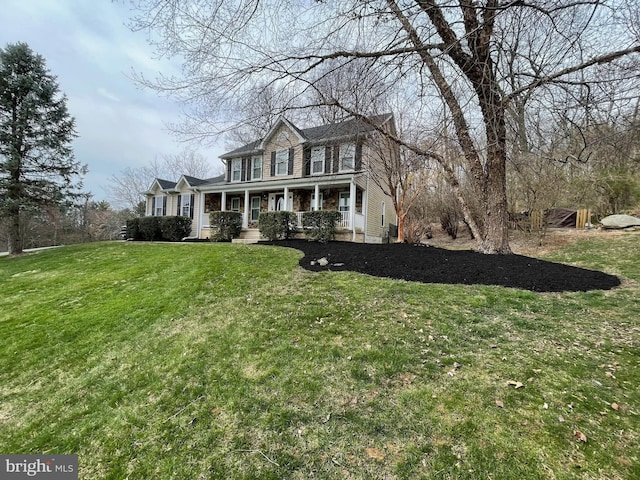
left=479, top=151, right=511, bottom=254
left=7, top=209, right=23, bottom=255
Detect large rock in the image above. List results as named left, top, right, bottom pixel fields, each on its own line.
left=600, top=214, right=640, bottom=229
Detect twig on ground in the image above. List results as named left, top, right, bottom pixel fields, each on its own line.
left=234, top=449, right=280, bottom=468
left=163, top=394, right=205, bottom=423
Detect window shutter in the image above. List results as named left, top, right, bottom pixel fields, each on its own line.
left=177, top=195, right=182, bottom=216
left=333, top=145, right=340, bottom=173
left=355, top=142, right=363, bottom=170
left=162, top=196, right=167, bottom=216
left=303, top=147, right=311, bottom=176
left=241, top=157, right=248, bottom=181
left=151, top=197, right=156, bottom=216
left=226, top=160, right=232, bottom=182
left=324, top=146, right=331, bottom=174
left=270, top=151, right=276, bottom=176
left=288, top=148, right=294, bottom=175
left=190, top=194, right=195, bottom=219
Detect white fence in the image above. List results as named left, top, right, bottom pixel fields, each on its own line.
left=295, top=211, right=351, bottom=228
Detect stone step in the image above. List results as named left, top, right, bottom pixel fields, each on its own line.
left=231, top=229, right=262, bottom=244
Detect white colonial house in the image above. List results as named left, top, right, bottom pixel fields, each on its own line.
left=144, top=114, right=398, bottom=243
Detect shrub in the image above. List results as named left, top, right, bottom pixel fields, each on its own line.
left=259, top=211, right=296, bottom=241
left=209, top=211, right=242, bottom=241
left=302, top=210, right=342, bottom=242
left=160, top=216, right=193, bottom=241
left=138, top=216, right=162, bottom=241
left=125, top=218, right=141, bottom=240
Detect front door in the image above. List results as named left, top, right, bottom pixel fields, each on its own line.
left=269, top=192, right=292, bottom=211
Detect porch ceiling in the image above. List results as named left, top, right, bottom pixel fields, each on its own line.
left=197, top=173, right=362, bottom=194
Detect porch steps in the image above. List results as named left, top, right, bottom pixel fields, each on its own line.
left=232, top=228, right=262, bottom=244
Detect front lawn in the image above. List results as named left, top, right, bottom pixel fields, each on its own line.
left=1, top=234, right=638, bottom=479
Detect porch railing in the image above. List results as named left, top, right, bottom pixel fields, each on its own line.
left=294, top=210, right=351, bottom=229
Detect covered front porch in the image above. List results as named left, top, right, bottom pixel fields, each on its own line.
left=197, top=177, right=365, bottom=240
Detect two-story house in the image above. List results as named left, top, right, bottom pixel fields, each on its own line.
left=144, top=113, right=398, bottom=243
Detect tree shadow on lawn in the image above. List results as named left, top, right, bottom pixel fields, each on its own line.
left=260, top=240, right=621, bottom=293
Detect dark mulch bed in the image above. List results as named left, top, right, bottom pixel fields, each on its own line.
left=260, top=240, right=621, bottom=293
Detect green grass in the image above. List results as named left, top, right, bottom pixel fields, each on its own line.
left=1, top=234, right=639, bottom=479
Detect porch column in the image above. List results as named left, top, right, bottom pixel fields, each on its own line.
left=314, top=184, right=320, bottom=211
left=221, top=191, right=227, bottom=211
left=243, top=189, right=249, bottom=228
left=350, top=178, right=356, bottom=241
left=198, top=191, right=205, bottom=232
left=283, top=186, right=289, bottom=210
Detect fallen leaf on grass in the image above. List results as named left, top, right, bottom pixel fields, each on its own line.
left=506, top=380, right=524, bottom=389
left=573, top=430, right=587, bottom=443
left=495, top=399, right=504, bottom=408
left=610, top=402, right=627, bottom=412
left=605, top=371, right=615, bottom=378
left=365, top=447, right=385, bottom=461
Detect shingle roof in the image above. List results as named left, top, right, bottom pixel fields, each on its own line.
left=220, top=113, right=392, bottom=159
left=157, top=179, right=177, bottom=189
left=183, top=175, right=209, bottom=187
left=198, top=174, right=226, bottom=187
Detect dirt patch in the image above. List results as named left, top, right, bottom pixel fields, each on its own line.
left=261, top=230, right=621, bottom=293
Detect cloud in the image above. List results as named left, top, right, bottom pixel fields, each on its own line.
left=1, top=0, right=225, bottom=202
left=96, top=88, right=121, bottom=103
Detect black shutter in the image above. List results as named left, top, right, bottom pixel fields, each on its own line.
left=190, top=194, right=195, bottom=219
left=241, top=157, right=248, bottom=181
left=303, top=147, right=311, bottom=176
left=270, top=151, right=276, bottom=176
left=333, top=145, right=340, bottom=173
left=355, top=142, right=363, bottom=170
left=288, top=148, right=294, bottom=175
left=324, top=146, right=331, bottom=174
left=226, top=160, right=232, bottom=182
left=151, top=197, right=156, bottom=216
left=177, top=195, right=182, bottom=216
left=162, top=196, right=167, bottom=216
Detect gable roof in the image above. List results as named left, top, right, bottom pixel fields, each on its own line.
left=157, top=178, right=177, bottom=189
left=257, top=116, right=308, bottom=150
left=220, top=113, right=393, bottom=159
left=145, top=178, right=177, bottom=194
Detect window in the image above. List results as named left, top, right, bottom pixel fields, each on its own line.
left=180, top=194, right=191, bottom=217
left=251, top=156, right=262, bottom=180
left=311, top=191, right=324, bottom=211
left=311, top=147, right=324, bottom=175
left=381, top=201, right=385, bottom=227
left=275, top=150, right=288, bottom=176
left=250, top=196, right=261, bottom=222
left=154, top=195, right=164, bottom=216
left=231, top=158, right=242, bottom=182
left=231, top=197, right=240, bottom=212
left=339, top=143, right=355, bottom=171
left=339, top=192, right=350, bottom=212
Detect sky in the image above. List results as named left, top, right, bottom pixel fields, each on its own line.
left=1, top=0, right=225, bottom=203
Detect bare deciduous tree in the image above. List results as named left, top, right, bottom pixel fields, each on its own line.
left=106, top=149, right=219, bottom=212
left=129, top=0, right=639, bottom=253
